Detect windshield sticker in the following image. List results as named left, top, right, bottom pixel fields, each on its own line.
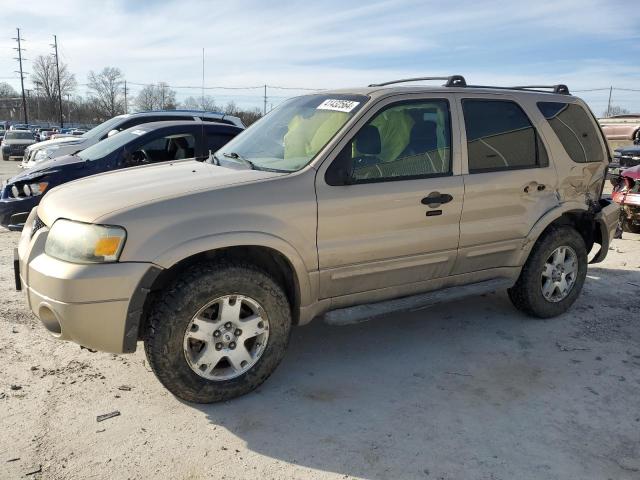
left=130, top=129, right=147, bottom=136
left=317, top=99, right=360, bottom=113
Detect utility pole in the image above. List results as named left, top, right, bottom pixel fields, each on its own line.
left=123, top=80, right=128, bottom=114
left=51, top=35, right=64, bottom=128
left=201, top=48, right=205, bottom=110
left=606, top=86, right=613, bottom=117
left=66, top=94, right=71, bottom=124
left=263, top=85, right=267, bottom=115
left=13, top=28, right=28, bottom=124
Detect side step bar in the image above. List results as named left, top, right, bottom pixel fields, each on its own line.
left=323, top=278, right=514, bottom=326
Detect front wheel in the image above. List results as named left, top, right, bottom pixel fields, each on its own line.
left=144, top=262, right=292, bottom=403
left=508, top=227, right=588, bottom=318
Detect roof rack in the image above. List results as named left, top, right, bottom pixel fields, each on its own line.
left=509, top=85, right=570, bottom=95
left=368, top=75, right=570, bottom=95
left=368, top=75, right=467, bottom=88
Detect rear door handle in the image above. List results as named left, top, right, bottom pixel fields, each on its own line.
left=421, top=192, right=453, bottom=208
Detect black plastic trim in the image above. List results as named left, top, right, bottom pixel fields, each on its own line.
left=122, top=265, right=163, bottom=353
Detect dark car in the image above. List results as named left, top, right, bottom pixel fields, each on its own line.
left=0, top=120, right=242, bottom=230
left=609, top=144, right=640, bottom=178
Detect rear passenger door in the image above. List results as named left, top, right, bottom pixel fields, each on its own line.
left=453, top=94, right=559, bottom=274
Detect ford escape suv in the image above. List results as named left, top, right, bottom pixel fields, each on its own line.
left=16, top=76, right=618, bottom=403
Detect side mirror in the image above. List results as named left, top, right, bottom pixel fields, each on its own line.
left=107, top=129, right=119, bottom=138
left=325, top=145, right=355, bottom=186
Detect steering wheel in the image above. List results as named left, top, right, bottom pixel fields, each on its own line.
left=132, top=149, right=151, bottom=164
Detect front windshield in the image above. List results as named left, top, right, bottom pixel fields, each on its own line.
left=80, top=115, right=126, bottom=139
left=214, top=94, right=368, bottom=172
left=5, top=131, right=34, bottom=140
left=78, top=128, right=146, bottom=161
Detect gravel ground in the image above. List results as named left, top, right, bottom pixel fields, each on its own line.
left=0, top=159, right=639, bottom=480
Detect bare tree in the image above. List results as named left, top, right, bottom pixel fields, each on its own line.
left=31, top=55, right=76, bottom=119
left=87, top=67, right=125, bottom=119
left=135, top=82, right=177, bottom=111
left=0, top=82, right=17, bottom=97
left=181, top=95, right=218, bottom=111
left=603, top=105, right=631, bottom=117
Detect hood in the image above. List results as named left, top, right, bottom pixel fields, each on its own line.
left=615, top=145, right=640, bottom=155
left=8, top=154, right=83, bottom=183
left=27, top=135, right=85, bottom=151
left=39, top=160, right=286, bottom=225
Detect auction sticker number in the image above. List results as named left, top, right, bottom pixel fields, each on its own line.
left=317, top=99, right=360, bottom=113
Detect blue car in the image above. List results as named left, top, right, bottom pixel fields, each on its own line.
left=0, top=120, right=242, bottom=230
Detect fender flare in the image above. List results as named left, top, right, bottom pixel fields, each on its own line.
left=515, top=201, right=590, bottom=266
left=151, top=231, right=314, bottom=307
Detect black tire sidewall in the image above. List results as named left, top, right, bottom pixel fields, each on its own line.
left=144, top=263, right=291, bottom=403
left=512, top=227, right=588, bottom=318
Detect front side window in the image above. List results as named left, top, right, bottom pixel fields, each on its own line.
left=537, top=102, right=604, bottom=163
left=127, top=133, right=195, bottom=165
left=463, top=99, right=547, bottom=173
left=330, top=100, right=452, bottom=183
left=215, top=94, right=368, bottom=172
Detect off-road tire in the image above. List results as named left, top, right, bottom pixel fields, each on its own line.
left=508, top=227, right=588, bottom=318
left=143, top=261, right=292, bottom=403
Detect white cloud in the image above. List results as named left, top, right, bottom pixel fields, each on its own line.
left=0, top=0, right=638, bottom=112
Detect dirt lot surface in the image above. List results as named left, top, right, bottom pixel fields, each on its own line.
left=1, top=160, right=639, bottom=480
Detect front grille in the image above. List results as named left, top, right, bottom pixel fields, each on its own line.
left=9, top=145, right=26, bottom=154
left=31, top=215, right=46, bottom=238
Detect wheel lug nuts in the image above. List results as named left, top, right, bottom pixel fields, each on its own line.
left=229, top=342, right=236, bottom=350
left=224, top=322, right=232, bottom=329
left=235, top=329, right=242, bottom=336
left=215, top=343, right=223, bottom=350
left=213, top=330, right=221, bottom=337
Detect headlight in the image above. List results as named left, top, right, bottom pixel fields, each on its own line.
left=10, top=181, right=48, bottom=198
left=45, top=219, right=127, bottom=263
left=34, top=149, right=52, bottom=161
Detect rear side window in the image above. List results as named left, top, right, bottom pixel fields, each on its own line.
left=537, top=102, right=604, bottom=163
left=462, top=99, right=548, bottom=173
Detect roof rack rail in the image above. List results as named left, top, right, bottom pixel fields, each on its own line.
left=368, top=75, right=467, bottom=88
left=509, top=85, right=570, bottom=95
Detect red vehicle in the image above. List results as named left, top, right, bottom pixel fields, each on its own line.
left=612, top=165, right=640, bottom=233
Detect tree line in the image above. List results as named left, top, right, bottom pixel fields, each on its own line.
left=0, top=55, right=263, bottom=127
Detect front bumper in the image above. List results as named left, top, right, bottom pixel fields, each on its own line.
left=17, top=212, right=160, bottom=353
left=0, top=195, right=40, bottom=230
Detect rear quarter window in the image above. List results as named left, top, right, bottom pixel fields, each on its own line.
left=537, top=102, right=604, bottom=163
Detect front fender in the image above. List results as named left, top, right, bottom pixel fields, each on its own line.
left=151, top=231, right=314, bottom=308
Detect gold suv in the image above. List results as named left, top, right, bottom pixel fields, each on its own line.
left=16, top=76, right=619, bottom=402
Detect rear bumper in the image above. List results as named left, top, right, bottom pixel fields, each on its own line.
left=590, top=198, right=620, bottom=264
left=18, top=217, right=160, bottom=353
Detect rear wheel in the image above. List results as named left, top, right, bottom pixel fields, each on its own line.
left=508, top=227, right=587, bottom=318
left=144, top=261, right=292, bottom=403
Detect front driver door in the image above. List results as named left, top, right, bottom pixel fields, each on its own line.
left=315, top=96, right=464, bottom=299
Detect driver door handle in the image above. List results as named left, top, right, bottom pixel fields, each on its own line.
left=421, top=192, right=453, bottom=208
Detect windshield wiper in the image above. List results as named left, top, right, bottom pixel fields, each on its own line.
left=222, top=152, right=255, bottom=170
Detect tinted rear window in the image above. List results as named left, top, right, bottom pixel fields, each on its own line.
left=462, top=99, right=548, bottom=173
left=537, top=102, right=604, bottom=163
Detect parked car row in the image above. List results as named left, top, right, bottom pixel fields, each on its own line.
left=21, top=109, right=243, bottom=169
left=13, top=76, right=619, bottom=403
left=1, top=121, right=242, bottom=229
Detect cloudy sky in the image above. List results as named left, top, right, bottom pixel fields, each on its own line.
left=1, top=0, right=639, bottom=114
